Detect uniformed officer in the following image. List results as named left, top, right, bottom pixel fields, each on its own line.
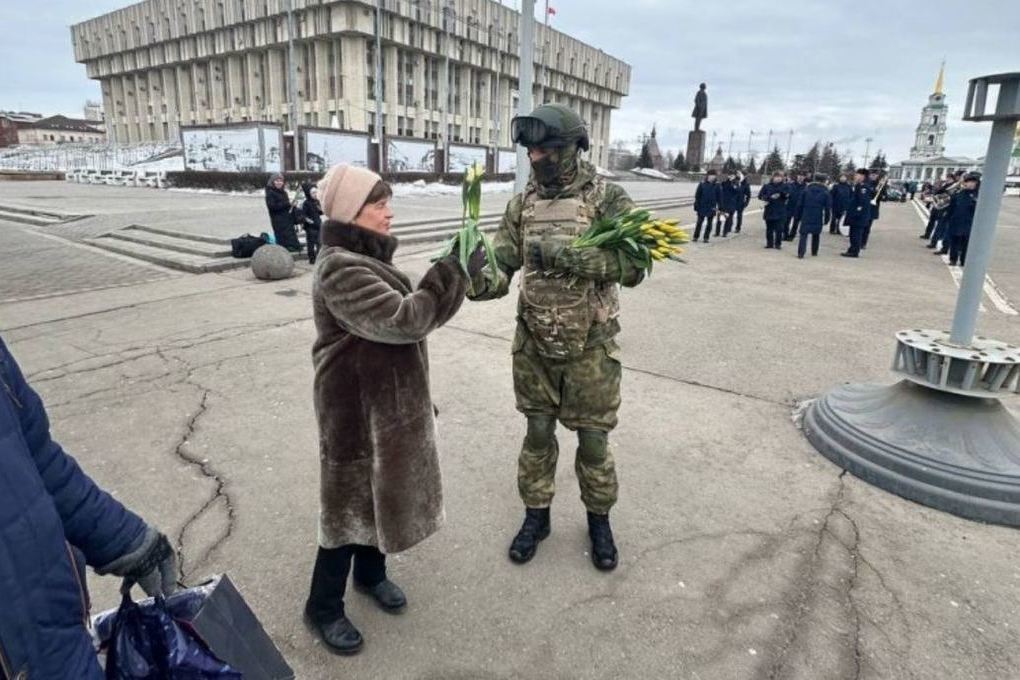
left=946, top=172, right=980, bottom=267
left=467, top=104, right=645, bottom=571
left=758, top=171, right=789, bottom=249
left=693, top=170, right=722, bottom=242
left=784, top=172, right=808, bottom=241
left=734, top=171, right=752, bottom=233
left=841, top=168, right=874, bottom=258
left=829, top=174, right=852, bottom=235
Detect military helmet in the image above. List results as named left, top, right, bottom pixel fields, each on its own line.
left=511, top=104, right=590, bottom=151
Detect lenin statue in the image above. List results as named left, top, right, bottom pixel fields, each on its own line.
left=692, top=83, right=708, bottom=132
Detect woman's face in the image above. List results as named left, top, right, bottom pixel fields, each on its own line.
left=272, top=177, right=284, bottom=189
left=354, top=197, right=394, bottom=235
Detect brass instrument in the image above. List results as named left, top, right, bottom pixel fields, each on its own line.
left=931, top=180, right=961, bottom=211
left=870, top=176, right=889, bottom=207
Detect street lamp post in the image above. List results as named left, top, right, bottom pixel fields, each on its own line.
left=803, top=72, right=1020, bottom=527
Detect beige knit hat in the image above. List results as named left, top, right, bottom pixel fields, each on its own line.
left=317, top=164, right=384, bottom=224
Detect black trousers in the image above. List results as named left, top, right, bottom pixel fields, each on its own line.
left=830, top=209, right=845, bottom=234
left=930, top=217, right=948, bottom=250
left=847, top=224, right=864, bottom=256
left=861, top=222, right=873, bottom=249
left=272, top=222, right=301, bottom=250
left=735, top=208, right=745, bottom=232
left=305, top=227, right=320, bottom=264
left=798, top=231, right=820, bottom=257
left=765, top=219, right=785, bottom=248
left=306, top=545, right=387, bottom=622
left=694, top=214, right=713, bottom=241
left=923, top=210, right=939, bottom=239
left=785, top=215, right=800, bottom=240
left=717, top=211, right=734, bottom=236
left=949, top=234, right=970, bottom=265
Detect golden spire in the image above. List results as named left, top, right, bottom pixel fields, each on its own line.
left=934, top=60, right=946, bottom=95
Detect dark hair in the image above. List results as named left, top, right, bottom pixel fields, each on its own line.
left=364, top=180, right=393, bottom=205
left=855, top=168, right=870, bottom=176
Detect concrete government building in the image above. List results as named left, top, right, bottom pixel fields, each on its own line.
left=71, top=0, right=631, bottom=167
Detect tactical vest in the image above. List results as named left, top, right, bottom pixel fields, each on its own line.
left=518, top=181, right=620, bottom=361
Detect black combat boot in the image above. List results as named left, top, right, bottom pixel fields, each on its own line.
left=508, top=507, right=551, bottom=564
left=587, top=512, right=618, bottom=571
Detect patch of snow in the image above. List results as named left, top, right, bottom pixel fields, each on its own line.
left=631, top=168, right=672, bottom=180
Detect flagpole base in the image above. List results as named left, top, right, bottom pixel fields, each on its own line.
left=804, top=380, right=1020, bottom=527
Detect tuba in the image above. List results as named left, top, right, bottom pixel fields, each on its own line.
left=931, top=181, right=961, bottom=211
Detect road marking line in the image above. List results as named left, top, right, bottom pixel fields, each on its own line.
left=909, top=199, right=1017, bottom=315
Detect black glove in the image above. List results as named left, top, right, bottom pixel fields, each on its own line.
left=466, top=244, right=487, bottom=278
left=97, top=527, right=178, bottom=597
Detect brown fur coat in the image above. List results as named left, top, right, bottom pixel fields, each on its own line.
left=312, top=221, right=468, bottom=553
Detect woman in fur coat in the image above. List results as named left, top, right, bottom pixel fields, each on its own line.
left=305, top=164, right=479, bottom=655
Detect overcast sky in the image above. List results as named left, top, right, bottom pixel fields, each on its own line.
left=3, top=0, right=1017, bottom=166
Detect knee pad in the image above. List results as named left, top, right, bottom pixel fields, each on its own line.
left=525, top=416, right=557, bottom=450
left=577, top=429, right=608, bottom=464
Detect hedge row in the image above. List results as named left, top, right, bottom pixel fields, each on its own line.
left=163, top=170, right=515, bottom=193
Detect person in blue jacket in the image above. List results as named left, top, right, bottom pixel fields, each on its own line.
left=795, top=174, right=832, bottom=258
left=784, top=172, right=808, bottom=241
left=717, top=170, right=742, bottom=237
left=692, top=170, right=722, bottom=243
left=841, top=168, right=875, bottom=258
left=829, top=174, right=852, bottom=235
left=734, top=171, right=752, bottom=233
left=0, top=336, right=177, bottom=679
left=946, top=173, right=980, bottom=267
left=758, top=172, right=789, bottom=250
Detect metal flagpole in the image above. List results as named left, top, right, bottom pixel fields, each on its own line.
left=285, top=0, right=300, bottom=169
left=374, top=1, right=384, bottom=164
left=514, top=0, right=536, bottom=193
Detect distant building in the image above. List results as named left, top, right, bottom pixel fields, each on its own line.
left=1010, top=123, right=1020, bottom=177
left=0, top=113, right=107, bottom=147
left=639, top=126, right=666, bottom=171
left=890, top=63, right=979, bottom=182
left=70, top=0, right=631, bottom=167
left=83, top=100, right=105, bottom=126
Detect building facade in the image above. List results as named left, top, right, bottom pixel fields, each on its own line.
left=891, top=63, right=980, bottom=183
left=909, top=63, right=948, bottom=160
left=0, top=113, right=106, bottom=147
left=70, top=0, right=631, bottom=167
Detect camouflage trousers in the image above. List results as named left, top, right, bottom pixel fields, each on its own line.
left=512, top=329, right=622, bottom=514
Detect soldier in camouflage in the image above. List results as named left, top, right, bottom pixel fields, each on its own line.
left=467, top=103, right=644, bottom=571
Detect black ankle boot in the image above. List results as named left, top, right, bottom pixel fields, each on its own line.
left=303, top=607, right=364, bottom=655
left=508, top=507, right=551, bottom=564
left=587, top=512, right=618, bottom=571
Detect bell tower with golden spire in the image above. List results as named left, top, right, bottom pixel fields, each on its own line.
left=910, top=61, right=949, bottom=159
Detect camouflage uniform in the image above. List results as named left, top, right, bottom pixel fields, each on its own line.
left=469, top=148, right=644, bottom=514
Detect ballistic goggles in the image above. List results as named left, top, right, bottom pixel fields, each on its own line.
left=510, top=115, right=589, bottom=151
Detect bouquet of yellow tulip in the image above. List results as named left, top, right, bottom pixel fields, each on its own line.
left=434, top=163, right=498, bottom=293
left=572, top=208, right=688, bottom=272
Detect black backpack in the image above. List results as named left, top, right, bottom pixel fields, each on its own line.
left=230, top=233, right=267, bottom=259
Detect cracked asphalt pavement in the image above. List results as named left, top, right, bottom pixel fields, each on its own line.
left=2, top=188, right=1019, bottom=679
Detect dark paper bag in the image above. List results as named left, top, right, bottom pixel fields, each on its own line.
left=95, top=574, right=294, bottom=680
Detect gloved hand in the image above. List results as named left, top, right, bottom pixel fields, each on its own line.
left=466, top=244, right=488, bottom=278
left=98, top=527, right=179, bottom=597
left=527, top=239, right=563, bottom=272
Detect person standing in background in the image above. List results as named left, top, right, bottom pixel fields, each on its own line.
left=829, top=174, right=852, bottom=235
left=693, top=170, right=722, bottom=243
left=301, top=181, right=323, bottom=265
left=265, top=174, right=302, bottom=252
left=759, top=172, right=789, bottom=250
left=795, top=174, right=832, bottom=258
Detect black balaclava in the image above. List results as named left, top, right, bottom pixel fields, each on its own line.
left=531, top=144, right=579, bottom=195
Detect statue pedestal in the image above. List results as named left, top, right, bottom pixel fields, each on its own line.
left=686, top=130, right=706, bottom=170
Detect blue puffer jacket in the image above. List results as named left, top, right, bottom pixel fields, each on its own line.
left=0, top=337, right=147, bottom=680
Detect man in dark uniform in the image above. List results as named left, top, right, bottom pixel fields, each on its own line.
left=693, top=170, right=721, bottom=243
left=796, top=173, right=832, bottom=258
left=829, top=174, right=852, bottom=235
left=758, top=171, right=789, bottom=250
left=929, top=170, right=965, bottom=253
left=735, top=171, right=752, bottom=233
left=784, top=172, right=807, bottom=241
left=946, top=173, right=980, bottom=267
left=841, top=168, right=874, bottom=258
left=717, top=170, right=742, bottom=237
left=862, top=171, right=887, bottom=250
left=921, top=177, right=948, bottom=240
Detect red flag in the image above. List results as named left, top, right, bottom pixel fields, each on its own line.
left=547, top=6, right=557, bottom=15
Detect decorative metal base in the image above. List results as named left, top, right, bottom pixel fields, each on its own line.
left=893, top=329, right=1020, bottom=398
left=804, top=380, right=1020, bottom=526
